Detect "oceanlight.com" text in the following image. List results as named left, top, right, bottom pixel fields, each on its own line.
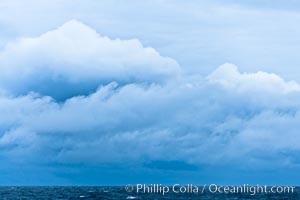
left=125, top=184, right=295, bottom=196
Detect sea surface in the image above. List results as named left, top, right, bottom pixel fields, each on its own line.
left=0, top=186, right=299, bottom=199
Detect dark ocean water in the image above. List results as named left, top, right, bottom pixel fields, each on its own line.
left=0, top=186, right=299, bottom=200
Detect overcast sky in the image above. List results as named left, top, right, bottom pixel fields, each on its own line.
left=1, top=0, right=300, bottom=185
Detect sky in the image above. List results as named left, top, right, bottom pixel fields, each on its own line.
left=1, top=0, right=300, bottom=185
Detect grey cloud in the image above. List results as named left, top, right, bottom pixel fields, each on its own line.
left=0, top=63, right=300, bottom=170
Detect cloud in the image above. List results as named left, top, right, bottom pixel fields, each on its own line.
left=0, top=20, right=181, bottom=100
left=208, top=63, right=300, bottom=94
left=1, top=20, right=300, bottom=184
left=1, top=57, right=300, bottom=171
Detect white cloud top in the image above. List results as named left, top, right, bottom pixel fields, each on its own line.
left=0, top=20, right=181, bottom=99
left=208, top=63, right=300, bottom=94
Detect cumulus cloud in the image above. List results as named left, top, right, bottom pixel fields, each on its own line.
left=1, top=61, right=300, bottom=171
left=208, top=63, right=300, bottom=94
left=1, top=21, right=300, bottom=184
left=0, top=20, right=181, bottom=100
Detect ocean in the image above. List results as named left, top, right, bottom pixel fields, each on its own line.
left=0, top=186, right=299, bottom=199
